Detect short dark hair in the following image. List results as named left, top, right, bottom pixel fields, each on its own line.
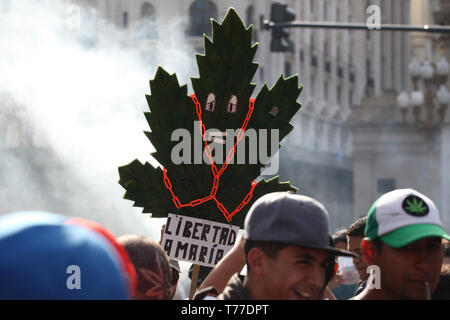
left=432, top=268, right=450, bottom=300
left=346, top=217, right=368, bottom=238
left=244, top=240, right=289, bottom=273
left=117, top=234, right=172, bottom=300
left=332, top=229, right=348, bottom=245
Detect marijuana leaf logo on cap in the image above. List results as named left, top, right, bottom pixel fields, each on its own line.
left=402, top=195, right=429, bottom=217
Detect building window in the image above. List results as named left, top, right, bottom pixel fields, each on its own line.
left=2, top=0, right=10, bottom=12
left=141, top=2, right=155, bottom=19
left=337, top=66, right=343, bottom=78
left=246, top=5, right=254, bottom=25
left=284, top=61, right=292, bottom=77
left=311, top=34, right=317, bottom=66
left=246, top=5, right=258, bottom=41
left=377, top=179, right=396, bottom=194
left=123, top=11, right=129, bottom=29
left=366, top=57, right=374, bottom=96
left=188, top=0, right=217, bottom=37
left=80, top=1, right=98, bottom=47
left=367, top=77, right=374, bottom=87
left=337, top=85, right=342, bottom=105
left=139, top=2, right=157, bottom=38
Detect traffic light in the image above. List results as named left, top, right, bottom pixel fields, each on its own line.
left=270, top=2, right=296, bottom=53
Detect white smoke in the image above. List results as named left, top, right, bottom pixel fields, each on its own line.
left=0, top=0, right=198, bottom=241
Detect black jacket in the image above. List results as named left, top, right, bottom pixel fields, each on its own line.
left=217, top=273, right=252, bottom=300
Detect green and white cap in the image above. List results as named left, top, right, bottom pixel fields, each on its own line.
left=365, top=188, right=450, bottom=248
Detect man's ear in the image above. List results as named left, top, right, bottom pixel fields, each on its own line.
left=247, top=247, right=267, bottom=276
left=361, top=238, right=377, bottom=265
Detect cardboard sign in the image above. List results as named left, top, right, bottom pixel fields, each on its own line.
left=161, top=213, right=240, bottom=267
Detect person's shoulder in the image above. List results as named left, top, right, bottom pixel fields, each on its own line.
left=193, top=286, right=219, bottom=300
left=217, top=273, right=251, bottom=300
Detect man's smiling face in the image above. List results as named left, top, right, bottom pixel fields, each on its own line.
left=259, top=245, right=330, bottom=300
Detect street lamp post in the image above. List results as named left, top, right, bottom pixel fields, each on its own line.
left=397, top=56, right=450, bottom=128
left=396, top=56, right=450, bottom=222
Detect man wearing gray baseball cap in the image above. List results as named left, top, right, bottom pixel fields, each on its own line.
left=196, top=192, right=355, bottom=300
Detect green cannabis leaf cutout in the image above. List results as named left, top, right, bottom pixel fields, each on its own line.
left=118, top=8, right=302, bottom=227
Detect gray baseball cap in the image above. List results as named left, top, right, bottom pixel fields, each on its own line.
left=244, top=192, right=355, bottom=257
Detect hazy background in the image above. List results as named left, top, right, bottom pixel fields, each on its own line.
left=0, top=0, right=197, bottom=232
left=0, top=0, right=206, bottom=293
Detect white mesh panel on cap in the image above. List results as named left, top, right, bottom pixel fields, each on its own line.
left=375, top=189, right=443, bottom=236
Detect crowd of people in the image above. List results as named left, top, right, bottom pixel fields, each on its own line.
left=0, top=188, right=449, bottom=300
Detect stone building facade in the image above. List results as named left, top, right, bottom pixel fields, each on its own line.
left=352, top=0, right=450, bottom=230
